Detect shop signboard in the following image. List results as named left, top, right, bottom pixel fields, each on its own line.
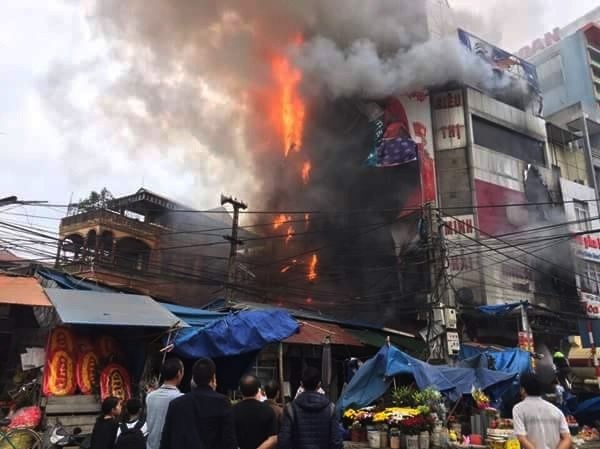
left=432, top=90, right=466, bottom=151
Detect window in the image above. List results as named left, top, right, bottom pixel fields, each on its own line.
left=574, top=201, right=591, bottom=231
left=472, top=116, right=546, bottom=164
left=578, top=260, right=600, bottom=295
left=537, top=55, right=564, bottom=92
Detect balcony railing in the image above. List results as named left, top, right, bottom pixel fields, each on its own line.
left=60, top=209, right=162, bottom=237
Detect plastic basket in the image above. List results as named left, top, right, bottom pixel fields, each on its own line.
left=0, top=429, right=36, bottom=449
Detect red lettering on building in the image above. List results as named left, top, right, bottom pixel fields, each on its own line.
left=575, top=234, right=600, bottom=250
left=434, top=92, right=463, bottom=110
left=517, top=27, right=560, bottom=59
left=440, top=124, right=465, bottom=140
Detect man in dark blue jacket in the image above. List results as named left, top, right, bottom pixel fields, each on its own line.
left=160, top=357, right=237, bottom=449
left=278, top=367, right=343, bottom=449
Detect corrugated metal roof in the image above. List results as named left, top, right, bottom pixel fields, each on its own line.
left=347, top=329, right=425, bottom=355
left=0, top=275, right=51, bottom=307
left=160, top=302, right=225, bottom=327
left=44, top=289, right=185, bottom=328
left=284, top=319, right=363, bottom=347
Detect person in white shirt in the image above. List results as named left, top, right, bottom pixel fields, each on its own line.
left=145, top=358, right=184, bottom=449
left=513, top=372, right=572, bottom=449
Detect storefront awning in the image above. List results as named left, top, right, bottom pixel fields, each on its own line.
left=284, top=319, right=363, bottom=347
left=0, top=275, right=51, bottom=307
left=44, top=289, right=185, bottom=328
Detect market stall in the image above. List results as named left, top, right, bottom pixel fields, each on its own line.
left=40, top=289, right=184, bottom=434
left=337, top=344, right=521, bottom=449
left=0, top=275, right=52, bottom=449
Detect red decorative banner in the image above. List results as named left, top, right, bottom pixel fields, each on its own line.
left=100, top=363, right=131, bottom=401
left=76, top=351, right=100, bottom=395
left=43, top=350, right=76, bottom=396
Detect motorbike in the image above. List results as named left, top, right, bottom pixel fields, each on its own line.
left=45, top=423, right=91, bottom=449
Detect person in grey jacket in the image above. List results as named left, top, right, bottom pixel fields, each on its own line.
left=145, top=358, right=184, bottom=449
left=278, top=367, right=342, bottom=449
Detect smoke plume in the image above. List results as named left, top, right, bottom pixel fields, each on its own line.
left=37, top=0, right=543, bottom=318
left=38, top=0, right=527, bottom=206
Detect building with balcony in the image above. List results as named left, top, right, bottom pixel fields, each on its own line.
left=56, top=188, right=252, bottom=307
left=525, top=9, right=600, bottom=193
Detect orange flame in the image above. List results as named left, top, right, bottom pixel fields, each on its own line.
left=307, top=253, right=318, bottom=281
left=285, top=225, right=294, bottom=245
left=273, top=214, right=291, bottom=229
left=272, top=56, right=305, bottom=156
left=301, top=161, right=311, bottom=184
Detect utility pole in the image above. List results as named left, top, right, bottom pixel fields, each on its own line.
left=221, top=194, right=247, bottom=308
left=424, top=203, right=457, bottom=364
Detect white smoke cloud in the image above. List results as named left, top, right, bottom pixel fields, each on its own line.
left=293, top=36, right=514, bottom=99
left=36, top=0, right=538, bottom=207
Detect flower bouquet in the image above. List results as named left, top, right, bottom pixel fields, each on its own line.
left=471, top=387, right=491, bottom=410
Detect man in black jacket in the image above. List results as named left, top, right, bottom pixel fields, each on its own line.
left=159, top=357, right=237, bottom=449
left=278, top=367, right=343, bottom=449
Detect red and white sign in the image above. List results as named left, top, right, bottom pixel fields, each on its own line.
left=432, top=90, right=466, bottom=151
left=444, top=215, right=476, bottom=275
left=518, top=331, right=534, bottom=353
left=581, top=292, right=600, bottom=318
left=574, top=235, right=600, bottom=263
left=517, top=28, right=561, bottom=59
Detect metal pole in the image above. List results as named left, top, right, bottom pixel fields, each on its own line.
left=278, top=342, right=285, bottom=403
left=580, top=103, right=600, bottom=212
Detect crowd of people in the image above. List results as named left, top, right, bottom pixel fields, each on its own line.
left=89, top=356, right=574, bottom=449
left=89, top=356, right=343, bottom=449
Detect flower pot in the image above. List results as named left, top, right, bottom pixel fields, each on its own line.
left=390, top=434, right=401, bottom=449
left=368, top=430, right=382, bottom=448
left=351, top=429, right=362, bottom=442
left=406, top=434, right=419, bottom=449
left=419, top=431, right=430, bottom=449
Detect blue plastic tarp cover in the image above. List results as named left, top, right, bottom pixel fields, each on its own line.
left=478, top=302, right=522, bottom=316
left=172, top=309, right=299, bottom=358
left=336, top=345, right=404, bottom=413
left=337, top=344, right=517, bottom=411
left=459, top=347, right=531, bottom=375
left=38, top=268, right=114, bottom=291
left=160, top=303, right=225, bottom=328
left=574, top=396, right=600, bottom=425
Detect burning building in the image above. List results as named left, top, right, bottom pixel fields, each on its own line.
left=49, top=1, right=590, bottom=344
left=56, top=188, right=257, bottom=306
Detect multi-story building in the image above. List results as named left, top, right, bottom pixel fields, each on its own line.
left=425, top=29, right=590, bottom=344
left=56, top=188, right=254, bottom=306
left=523, top=8, right=600, bottom=192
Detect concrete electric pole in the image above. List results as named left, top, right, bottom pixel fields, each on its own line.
left=221, top=194, right=248, bottom=308
left=424, top=203, right=458, bottom=364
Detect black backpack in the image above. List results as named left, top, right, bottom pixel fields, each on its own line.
left=115, top=420, right=146, bottom=449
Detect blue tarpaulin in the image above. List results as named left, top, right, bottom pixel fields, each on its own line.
left=478, top=302, right=523, bottom=316
left=337, top=344, right=517, bottom=412
left=160, top=303, right=225, bottom=327
left=459, top=345, right=531, bottom=375
left=172, top=309, right=299, bottom=358
left=37, top=268, right=114, bottom=291
left=574, top=396, right=600, bottom=424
